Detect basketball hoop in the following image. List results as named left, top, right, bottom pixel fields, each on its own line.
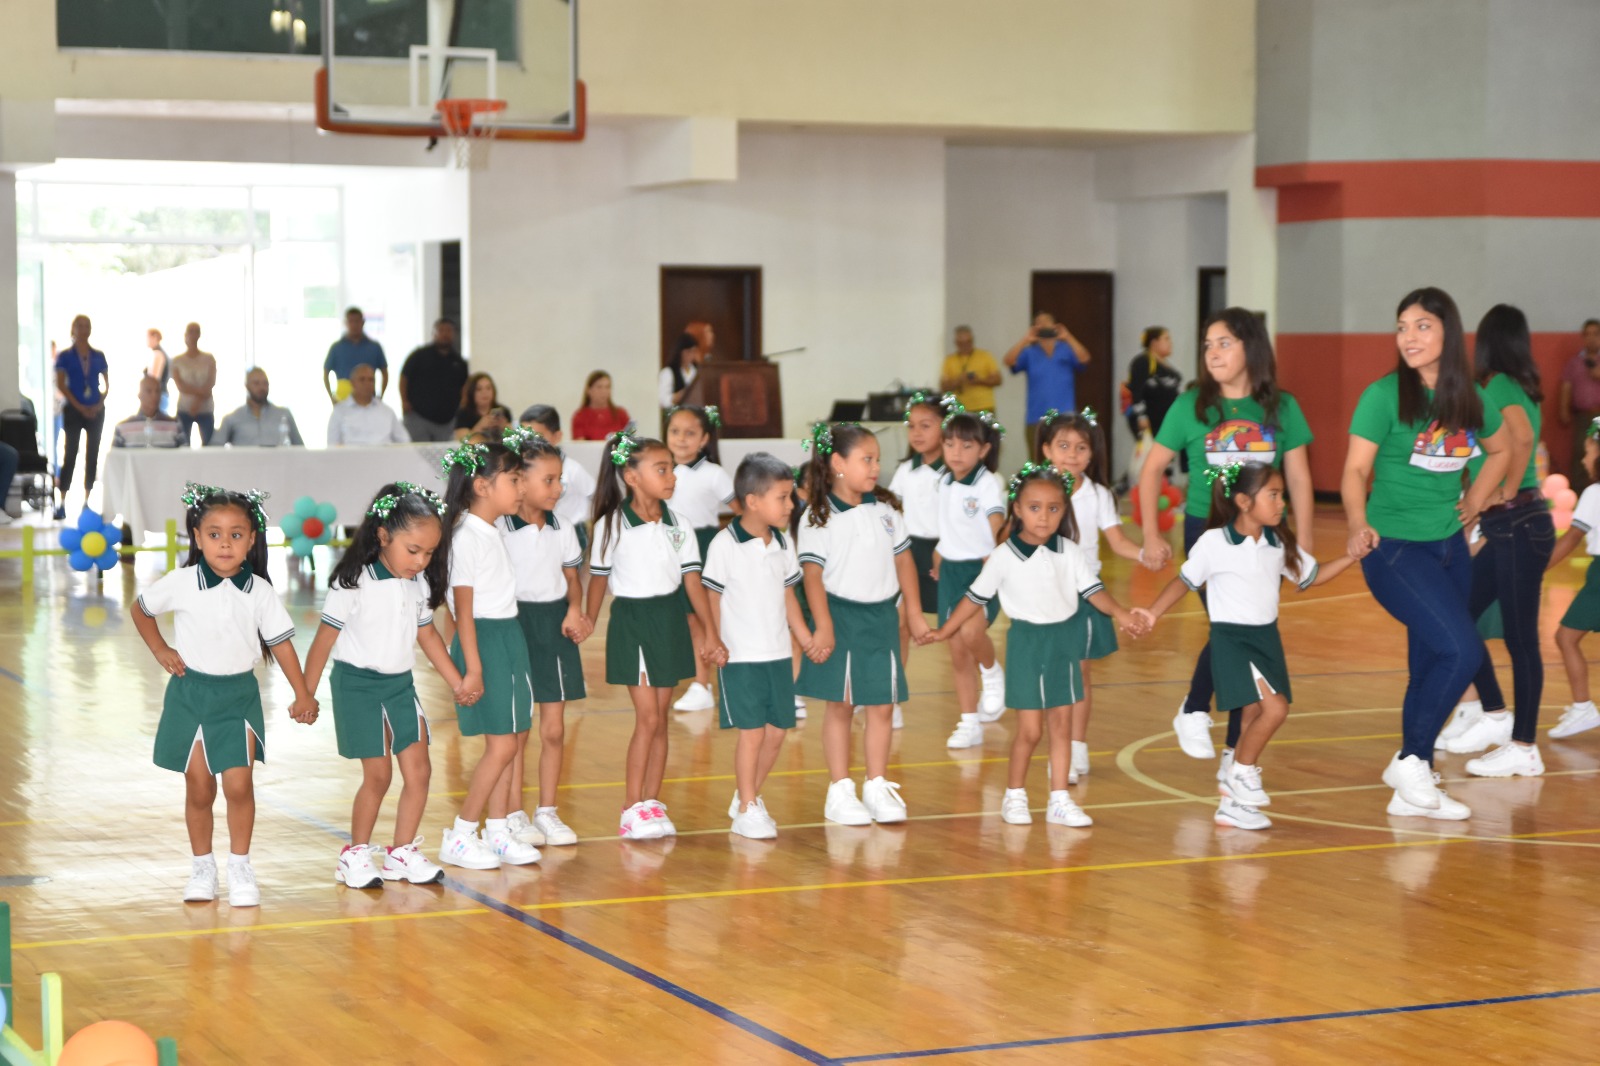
left=436, top=98, right=507, bottom=170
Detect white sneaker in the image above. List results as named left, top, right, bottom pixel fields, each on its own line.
left=1439, top=711, right=1512, bottom=755
left=1172, top=706, right=1216, bottom=759
left=487, top=826, right=541, bottom=865
left=381, top=838, right=445, bottom=884
left=1435, top=699, right=1482, bottom=749
left=1215, top=797, right=1271, bottom=830
left=673, top=682, right=715, bottom=712
left=1382, top=752, right=1440, bottom=810
left=946, top=713, right=984, bottom=749
left=619, top=802, right=667, bottom=840
left=731, top=805, right=777, bottom=839
left=440, top=826, right=502, bottom=869
left=533, top=809, right=578, bottom=846
left=227, top=860, right=261, bottom=907
left=1386, top=782, right=1471, bottom=820
left=182, top=860, right=217, bottom=903
left=1550, top=701, right=1600, bottom=740
left=335, top=844, right=385, bottom=889
left=1071, top=740, right=1090, bottom=778
left=645, top=799, right=677, bottom=836
left=1001, top=788, right=1033, bottom=825
left=824, top=778, right=872, bottom=826
left=1046, top=791, right=1093, bottom=827
left=862, top=776, right=907, bottom=823
left=892, top=704, right=904, bottom=729
left=1465, top=743, right=1545, bottom=778
left=1222, top=762, right=1270, bottom=807
left=794, top=695, right=807, bottom=721
left=505, top=810, right=546, bottom=846
left=753, top=796, right=777, bottom=827
left=977, top=662, right=1006, bottom=722
left=727, top=791, right=744, bottom=819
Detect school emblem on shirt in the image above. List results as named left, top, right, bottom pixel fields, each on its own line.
left=1409, top=422, right=1479, bottom=473
left=881, top=514, right=896, bottom=537
left=667, top=527, right=688, bottom=553
left=1205, top=419, right=1278, bottom=466
left=962, top=496, right=979, bottom=517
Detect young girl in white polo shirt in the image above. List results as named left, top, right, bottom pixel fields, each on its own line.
left=519, top=405, right=596, bottom=555
left=131, top=484, right=318, bottom=907
left=796, top=423, right=931, bottom=825
left=500, top=429, right=591, bottom=848
left=301, top=482, right=466, bottom=890
left=885, top=391, right=951, bottom=728
left=664, top=404, right=735, bottom=713
left=437, top=441, right=542, bottom=869
left=936, top=408, right=1009, bottom=750
left=1136, top=461, right=1354, bottom=830
left=934, top=464, right=1143, bottom=828
left=1036, top=408, right=1146, bottom=782
left=702, top=452, right=816, bottom=839
left=587, top=429, right=728, bottom=840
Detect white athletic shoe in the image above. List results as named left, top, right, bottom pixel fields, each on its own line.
left=731, top=805, right=777, bottom=840
left=1217, top=748, right=1235, bottom=784
left=619, top=801, right=668, bottom=840
left=487, top=826, right=541, bottom=865
left=335, top=844, right=385, bottom=889
left=182, top=860, right=218, bottom=903
left=947, top=713, right=985, bottom=749
left=1173, top=706, right=1216, bottom=759
left=824, top=779, right=873, bottom=826
left=1001, top=788, right=1033, bottom=825
left=1215, top=797, right=1271, bottom=831
left=977, top=662, right=1006, bottom=722
left=1550, top=701, right=1600, bottom=740
left=673, top=682, right=715, bottom=712
left=1386, top=783, right=1471, bottom=821
left=1222, top=762, right=1270, bottom=808
left=440, top=827, right=502, bottom=869
left=1465, top=743, right=1545, bottom=778
left=862, top=776, right=907, bottom=823
left=1046, top=791, right=1093, bottom=827
left=1071, top=740, right=1090, bottom=779
left=381, top=838, right=445, bottom=884
left=1382, top=752, right=1441, bottom=810
left=644, top=799, right=677, bottom=836
left=892, top=704, right=904, bottom=730
left=505, top=810, right=547, bottom=847
left=533, top=809, right=578, bottom=846
left=1440, top=711, right=1513, bottom=755
left=227, top=860, right=261, bottom=907
left=794, top=695, right=808, bottom=721
left=1435, top=700, right=1482, bottom=749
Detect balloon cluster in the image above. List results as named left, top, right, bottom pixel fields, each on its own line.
left=1131, top=478, right=1185, bottom=532
left=281, top=495, right=337, bottom=558
left=58, top=509, right=122, bottom=571
left=1542, top=474, right=1578, bottom=530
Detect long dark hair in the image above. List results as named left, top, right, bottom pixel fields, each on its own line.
left=185, top=488, right=274, bottom=662
left=666, top=333, right=697, bottom=392
left=1007, top=465, right=1080, bottom=545
left=333, top=484, right=448, bottom=609
left=439, top=441, right=522, bottom=577
left=1195, top=308, right=1281, bottom=429
left=592, top=432, right=672, bottom=556
left=580, top=370, right=617, bottom=412
left=1396, top=287, right=1482, bottom=430
left=459, top=372, right=501, bottom=417
left=1207, top=462, right=1302, bottom=579
left=665, top=404, right=721, bottom=465
left=1034, top=410, right=1108, bottom=489
left=514, top=433, right=567, bottom=522
left=941, top=412, right=1000, bottom=474
left=803, top=423, right=900, bottom=529
left=1474, top=303, right=1541, bottom=403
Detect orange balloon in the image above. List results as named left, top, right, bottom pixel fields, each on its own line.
left=59, top=1020, right=157, bottom=1066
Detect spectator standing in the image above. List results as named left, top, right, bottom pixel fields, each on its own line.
left=399, top=318, right=468, bottom=442
left=327, top=365, right=410, bottom=446
left=1559, top=318, right=1600, bottom=491
left=211, top=368, right=304, bottom=447
left=1125, top=326, right=1184, bottom=439
left=169, top=322, right=217, bottom=446
left=324, top=307, right=388, bottom=405
left=938, top=326, right=1002, bottom=413
left=1004, top=312, right=1092, bottom=454
left=146, top=328, right=171, bottom=413
left=571, top=370, right=631, bottom=441
left=54, top=314, right=109, bottom=519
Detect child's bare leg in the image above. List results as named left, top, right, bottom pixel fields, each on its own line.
left=823, top=701, right=853, bottom=781
left=1233, top=692, right=1289, bottom=766
left=642, top=687, right=674, bottom=800
left=1558, top=626, right=1590, bottom=703
left=1045, top=704, right=1073, bottom=790
left=755, top=725, right=786, bottom=796
left=351, top=747, right=393, bottom=845
left=734, top=729, right=763, bottom=811
left=861, top=704, right=893, bottom=779
left=183, top=742, right=217, bottom=855
left=1071, top=662, right=1092, bottom=741
left=1008, top=711, right=1043, bottom=789
left=462, top=733, right=520, bottom=822
left=537, top=702, right=566, bottom=809
left=392, top=736, right=432, bottom=845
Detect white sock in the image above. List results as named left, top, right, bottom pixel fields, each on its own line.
left=1049, top=789, right=1070, bottom=804
left=536, top=806, right=557, bottom=815
left=227, top=852, right=250, bottom=867
left=1004, top=787, right=1027, bottom=799
left=1484, top=710, right=1511, bottom=720
left=1071, top=740, right=1088, bottom=756
left=1457, top=699, right=1483, bottom=715
left=960, top=712, right=979, bottom=725
left=453, top=816, right=478, bottom=835
left=484, top=818, right=508, bottom=835
left=1579, top=700, right=1597, bottom=711
left=192, top=853, right=215, bottom=869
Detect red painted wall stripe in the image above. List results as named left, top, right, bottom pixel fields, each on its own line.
left=1256, top=160, right=1600, bottom=224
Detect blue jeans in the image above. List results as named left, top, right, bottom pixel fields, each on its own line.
left=1361, top=533, right=1483, bottom=762
left=178, top=410, right=214, bottom=446
left=1180, top=514, right=1243, bottom=748
left=1469, top=501, right=1556, bottom=744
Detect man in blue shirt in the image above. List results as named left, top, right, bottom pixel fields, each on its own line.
left=1004, top=312, right=1093, bottom=454
left=322, top=306, right=388, bottom=405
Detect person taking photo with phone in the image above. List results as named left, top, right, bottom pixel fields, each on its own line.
left=939, top=325, right=1002, bottom=413
left=1005, top=312, right=1092, bottom=454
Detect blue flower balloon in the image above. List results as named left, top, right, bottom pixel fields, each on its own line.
left=59, top=509, right=122, bottom=571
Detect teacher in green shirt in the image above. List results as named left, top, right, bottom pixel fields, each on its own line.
left=1342, top=287, right=1509, bottom=820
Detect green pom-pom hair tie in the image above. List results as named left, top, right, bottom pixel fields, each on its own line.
left=940, top=394, right=968, bottom=429
left=369, top=481, right=446, bottom=520
left=1006, top=461, right=1074, bottom=501
left=901, top=390, right=947, bottom=424
left=1202, top=460, right=1247, bottom=495
left=502, top=425, right=544, bottom=451
left=977, top=410, right=1006, bottom=438
left=181, top=482, right=268, bottom=532
left=1587, top=417, right=1600, bottom=442
left=242, top=488, right=271, bottom=532
left=439, top=442, right=489, bottom=479
left=802, top=421, right=835, bottom=456
left=609, top=430, right=642, bottom=467
left=1079, top=406, right=1098, bottom=427
left=179, top=481, right=221, bottom=509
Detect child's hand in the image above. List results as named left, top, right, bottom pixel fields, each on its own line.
left=907, top=615, right=934, bottom=645
left=929, top=558, right=941, bottom=580
left=809, top=626, right=835, bottom=663
left=289, top=694, right=319, bottom=724
left=155, top=646, right=187, bottom=676
left=459, top=671, right=484, bottom=705
left=561, top=609, right=588, bottom=642
left=1140, top=542, right=1172, bottom=571
left=701, top=639, right=729, bottom=666
left=927, top=625, right=952, bottom=643
left=1128, top=607, right=1157, bottom=634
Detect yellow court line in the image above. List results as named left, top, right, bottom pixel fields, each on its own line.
left=13, top=906, right=490, bottom=951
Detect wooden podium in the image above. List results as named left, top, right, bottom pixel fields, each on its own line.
left=682, top=359, right=783, bottom=438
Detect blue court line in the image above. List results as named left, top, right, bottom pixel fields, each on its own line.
left=831, top=985, right=1600, bottom=1063
left=0, top=664, right=32, bottom=688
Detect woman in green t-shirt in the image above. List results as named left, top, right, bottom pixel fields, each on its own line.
left=1138, top=309, right=1315, bottom=766
left=1342, top=287, right=1509, bottom=819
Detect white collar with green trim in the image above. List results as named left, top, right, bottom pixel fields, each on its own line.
left=730, top=519, right=787, bottom=548
left=1005, top=533, right=1065, bottom=559
left=198, top=559, right=253, bottom=591
left=506, top=511, right=559, bottom=532
left=1222, top=522, right=1280, bottom=548
left=622, top=501, right=676, bottom=527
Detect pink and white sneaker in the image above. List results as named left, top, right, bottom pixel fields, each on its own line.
left=645, top=799, right=678, bottom=836
left=381, top=837, right=445, bottom=884
left=619, top=801, right=668, bottom=840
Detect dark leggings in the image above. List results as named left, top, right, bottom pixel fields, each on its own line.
left=1468, top=501, right=1556, bottom=744
left=1180, top=514, right=1242, bottom=748
left=59, top=405, right=105, bottom=497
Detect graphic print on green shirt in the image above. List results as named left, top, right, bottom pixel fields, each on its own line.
left=1155, top=392, right=1314, bottom=519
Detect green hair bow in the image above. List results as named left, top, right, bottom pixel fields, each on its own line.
left=439, top=442, right=489, bottom=479
left=1202, top=460, right=1246, bottom=495
left=1006, top=462, right=1074, bottom=500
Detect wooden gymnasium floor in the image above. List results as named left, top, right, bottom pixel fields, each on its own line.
left=3, top=504, right=1600, bottom=1064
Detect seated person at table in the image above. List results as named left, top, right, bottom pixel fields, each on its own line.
left=327, top=364, right=411, bottom=446
left=210, top=368, right=304, bottom=447
left=113, top=376, right=187, bottom=449
left=453, top=372, right=514, bottom=441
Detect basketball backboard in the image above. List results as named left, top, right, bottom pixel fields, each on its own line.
left=316, top=0, right=583, bottom=142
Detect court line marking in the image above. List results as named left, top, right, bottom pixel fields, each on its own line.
left=830, top=985, right=1600, bottom=1062
left=13, top=908, right=489, bottom=950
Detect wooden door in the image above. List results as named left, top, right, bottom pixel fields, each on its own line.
left=659, top=266, right=763, bottom=367
left=1029, top=271, right=1114, bottom=424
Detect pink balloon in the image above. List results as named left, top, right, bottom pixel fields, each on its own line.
left=1543, top=474, right=1571, bottom=498
left=1556, top=489, right=1579, bottom=511
left=1552, top=507, right=1575, bottom=529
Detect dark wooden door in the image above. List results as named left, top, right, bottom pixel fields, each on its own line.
left=659, top=266, right=763, bottom=367
left=1030, top=271, right=1114, bottom=424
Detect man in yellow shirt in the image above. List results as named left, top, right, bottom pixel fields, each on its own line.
left=939, top=325, right=1002, bottom=412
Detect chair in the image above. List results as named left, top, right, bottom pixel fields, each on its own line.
left=1, top=406, right=52, bottom=511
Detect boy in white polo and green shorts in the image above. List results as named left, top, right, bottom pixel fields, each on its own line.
left=701, top=452, right=816, bottom=840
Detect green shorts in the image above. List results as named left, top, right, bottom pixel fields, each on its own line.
left=1004, top=619, right=1085, bottom=710
left=606, top=592, right=696, bottom=688
left=796, top=594, right=908, bottom=706
left=1064, top=600, right=1119, bottom=661
left=330, top=661, right=427, bottom=759
left=695, top=525, right=720, bottom=560
left=908, top=535, right=939, bottom=614
left=516, top=599, right=587, bottom=703
left=938, top=557, right=998, bottom=626
left=717, top=659, right=797, bottom=730
left=1560, top=559, right=1600, bottom=632
left=1209, top=621, right=1292, bottom=712
left=153, top=669, right=265, bottom=774
left=574, top=521, right=590, bottom=555
left=449, top=617, right=535, bottom=736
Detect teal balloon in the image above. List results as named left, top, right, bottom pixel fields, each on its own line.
left=293, top=495, right=318, bottom=519
left=290, top=535, right=315, bottom=558
left=281, top=515, right=304, bottom=537
left=315, top=502, right=337, bottom=525
left=76, top=509, right=101, bottom=532
left=95, top=549, right=120, bottom=570
left=68, top=549, right=93, bottom=571
left=60, top=528, right=83, bottom=551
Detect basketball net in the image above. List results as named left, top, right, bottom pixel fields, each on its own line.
left=437, top=98, right=506, bottom=170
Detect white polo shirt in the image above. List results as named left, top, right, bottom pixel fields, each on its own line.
left=1180, top=524, right=1318, bottom=626
left=448, top=513, right=518, bottom=619
left=321, top=562, right=434, bottom=674
left=935, top=466, right=1006, bottom=562
left=672, top=457, right=736, bottom=529
left=797, top=494, right=910, bottom=601
left=1572, top=485, right=1600, bottom=555
left=888, top=454, right=945, bottom=539
left=1069, top=479, right=1120, bottom=576
left=498, top=513, right=583, bottom=603
left=554, top=454, right=597, bottom=529
left=137, top=561, right=295, bottom=675
left=325, top=398, right=411, bottom=446
left=701, top=522, right=802, bottom=663
left=591, top=501, right=702, bottom=598
left=964, top=534, right=1104, bottom=625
